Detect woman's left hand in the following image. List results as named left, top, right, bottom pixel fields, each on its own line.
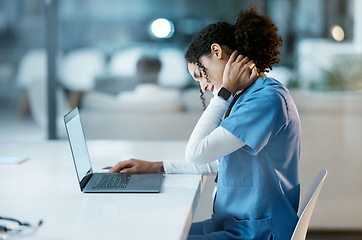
left=109, top=158, right=164, bottom=174
left=222, top=51, right=259, bottom=95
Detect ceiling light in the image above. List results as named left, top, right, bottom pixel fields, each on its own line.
left=150, top=18, right=174, bottom=39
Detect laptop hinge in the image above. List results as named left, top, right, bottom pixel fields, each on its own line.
left=80, top=172, right=93, bottom=190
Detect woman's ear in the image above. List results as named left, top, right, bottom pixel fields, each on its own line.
left=210, top=43, right=223, bottom=59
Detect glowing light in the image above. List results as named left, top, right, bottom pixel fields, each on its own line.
left=331, top=25, right=345, bottom=42
left=150, top=18, right=174, bottom=39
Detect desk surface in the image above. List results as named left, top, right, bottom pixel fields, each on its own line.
left=0, top=140, right=203, bottom=240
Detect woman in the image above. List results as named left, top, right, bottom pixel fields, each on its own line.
left=110, top=6, right=301, bottom=240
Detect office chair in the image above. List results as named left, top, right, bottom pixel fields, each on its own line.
left=16, top=49, right=48, bottom=118
left=291, top=169, right=328, bottom=240
left=59, top=48, right=105, bottom=108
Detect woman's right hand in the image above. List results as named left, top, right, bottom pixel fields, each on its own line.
left=222, top=51, right=259, bottom=95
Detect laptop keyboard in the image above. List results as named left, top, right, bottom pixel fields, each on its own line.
left=93, top=174, right=130, bottom=189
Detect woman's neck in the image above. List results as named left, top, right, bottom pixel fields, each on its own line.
left=258, top=72, right=267, bottom=79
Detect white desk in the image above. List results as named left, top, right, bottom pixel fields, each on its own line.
left=0, top=140, right=204, bottom=240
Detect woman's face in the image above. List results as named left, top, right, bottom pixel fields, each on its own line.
left=187, top=44, right=231, bottom=94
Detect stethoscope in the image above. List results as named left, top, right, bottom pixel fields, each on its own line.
left=0, top=216, right=43, bottom=239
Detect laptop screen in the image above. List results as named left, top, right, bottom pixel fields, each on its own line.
left=64, top=108, right=93, bottom=188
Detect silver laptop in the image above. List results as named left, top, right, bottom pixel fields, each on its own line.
left=64, top=107, right=164, bottom=193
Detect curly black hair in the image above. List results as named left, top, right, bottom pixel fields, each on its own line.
left=185, top=21, right=236, bottom=66
left=185, top=5, right=283, bottom=73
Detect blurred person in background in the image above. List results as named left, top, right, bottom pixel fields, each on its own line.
left=116, top=55, right=182, bottom=111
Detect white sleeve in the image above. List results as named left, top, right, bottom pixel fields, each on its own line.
left=163, top=159, right=218, bottom=174
left=185, top=96, right=245, bottom=165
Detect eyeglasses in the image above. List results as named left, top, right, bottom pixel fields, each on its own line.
left=0, top=216, right=43, bottom=239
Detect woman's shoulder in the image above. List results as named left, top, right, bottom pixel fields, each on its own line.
left=234, top=77, right=290, bottom=109
left=253, top=77, right=285, bottom=90
left=244, top=77, right=285, bottom=97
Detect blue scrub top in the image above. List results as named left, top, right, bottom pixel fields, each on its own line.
left=203, top=77, right=301, bottom=240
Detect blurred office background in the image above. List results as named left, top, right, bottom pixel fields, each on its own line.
left=0, top=0, right=361, bottom=238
